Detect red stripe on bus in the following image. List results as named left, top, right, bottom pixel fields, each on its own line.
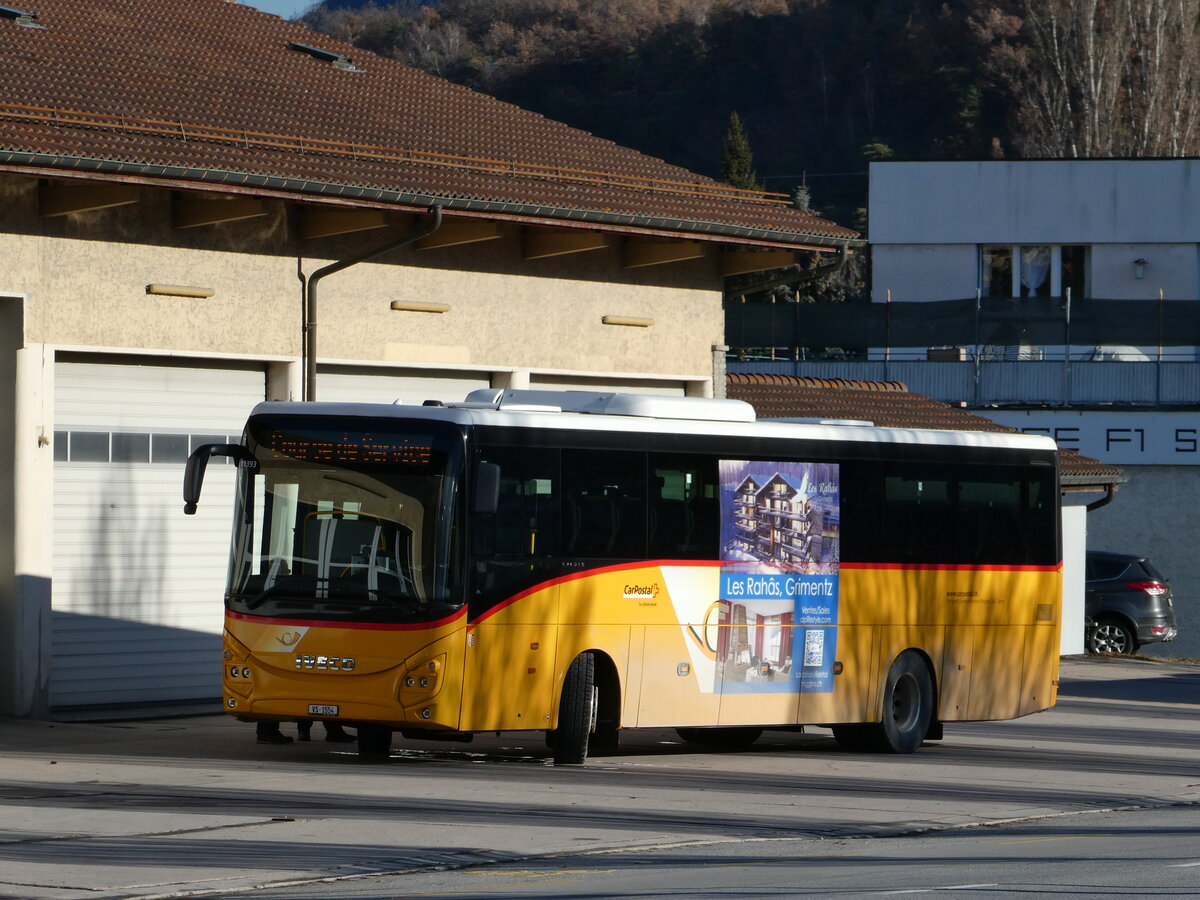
left=225, top=607, right=467, bottom=631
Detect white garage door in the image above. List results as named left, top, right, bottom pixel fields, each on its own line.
left=318, top=367, right=490, bottom=406
left=51, top=360, right=265, bottom=710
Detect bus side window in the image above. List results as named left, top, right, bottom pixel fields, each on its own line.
left=473, top=447, right=560, bottom=559
left=563, top=449, right=646, bottom=559
left=649, top=454, right=718, bottom=559
left=882, top=466, right=952, bottom=564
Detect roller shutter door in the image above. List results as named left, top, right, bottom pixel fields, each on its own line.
left=51, top=361, right=265, bottom=710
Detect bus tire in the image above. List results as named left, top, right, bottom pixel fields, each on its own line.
left=830, top=723, right=879, bottom=752
left=553, top=652, right=596, bottom=765
left=356, top=724, right=392, bottom=760
left=675, top=726, right=763, bottom=748
left=833, top=651, right=933, bottom=754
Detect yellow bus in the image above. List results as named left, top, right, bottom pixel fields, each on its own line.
left=184, top=388, right=1061, bottom=763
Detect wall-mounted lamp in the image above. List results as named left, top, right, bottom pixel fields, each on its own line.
left=601, top=315, right=655, bottom=328
left=145, top=283, right=215, bottom=298
left=1133, top=258, right=1148, bottom=280
left=390, top=300, right=450, bottom=313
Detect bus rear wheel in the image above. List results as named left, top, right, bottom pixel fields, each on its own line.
left=553, top=652, right=597, bottom=765
left=833, top=651, right=933, bottom=754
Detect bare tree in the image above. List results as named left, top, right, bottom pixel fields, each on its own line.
left=1121, top=0, right=1200, bottom=156
left=982, top=0, right=1200, bottom=158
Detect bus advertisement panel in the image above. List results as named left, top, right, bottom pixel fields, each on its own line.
left=710, top=460, right=840, bottom=695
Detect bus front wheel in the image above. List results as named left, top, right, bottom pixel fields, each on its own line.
left=553, top=652, right=597, bottom=765
left=833, top=651, right=933, bottom=754
left=356, top=724, right=393, bottom=760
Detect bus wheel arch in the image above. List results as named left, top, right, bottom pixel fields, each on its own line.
left=833, top=648, right=936, bottom=754
left=551, top=650, right=620, bottom=764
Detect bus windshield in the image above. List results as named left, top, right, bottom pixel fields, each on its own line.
left=227, top=415, right=464, bottom=623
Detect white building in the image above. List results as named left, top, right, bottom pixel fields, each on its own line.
left=868, top=160, right=1200, bottom=658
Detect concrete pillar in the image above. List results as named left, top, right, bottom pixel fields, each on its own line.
left=267, top=360, right=301, bottom=403
left=1061, top=504, right=1087, bottom=655
left=491, top=369, right=530, bottom=391
left=2, top=326, right=54, bottom=717
left=709, top=344, right=729, bottom=399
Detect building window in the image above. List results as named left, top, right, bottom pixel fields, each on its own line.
left=980, top=245, right=1089, bottom=299
left=981, top=246, right=1012, bottom=298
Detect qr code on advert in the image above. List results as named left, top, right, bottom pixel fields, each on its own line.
left=803, top=629, right=824, bottom=667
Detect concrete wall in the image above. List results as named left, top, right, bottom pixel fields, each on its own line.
left=870, top=160, right=1200, bottom=245
left=0, top=174, right=724, bottom=385
left=869, top=161, right=1200, bottom=304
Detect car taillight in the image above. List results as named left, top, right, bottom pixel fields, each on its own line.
left=1126, top=581, right=1167, bottom=596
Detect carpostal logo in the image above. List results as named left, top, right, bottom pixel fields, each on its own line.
left=623, top=582, right=661, bottom=600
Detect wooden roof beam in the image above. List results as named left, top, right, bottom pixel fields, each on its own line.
left=172, top=194, right=267, bottom=229
left=719, top=249, right=799, bottom=277
left=415, top=219, right=502, bottom=250
left=623, top=239, right=704, bottom=269
left=522, top=229, right=608, bottom=260
left=298, top=206, right=389, bottom=240
left=39, top=180, right=138, bottom=217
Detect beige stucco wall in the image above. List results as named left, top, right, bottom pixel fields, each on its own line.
left=2, top=174, right=724, bottom=382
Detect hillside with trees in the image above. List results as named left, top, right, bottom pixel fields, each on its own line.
left=299, top=0, right=1199, bottom=303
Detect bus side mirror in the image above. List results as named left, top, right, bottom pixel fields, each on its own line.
left=184, top=443, right=255, bottom=514
left=474, top=462, right=500, bottom=515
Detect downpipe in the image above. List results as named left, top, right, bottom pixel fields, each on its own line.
left=302, top=205, right=443, bottom=401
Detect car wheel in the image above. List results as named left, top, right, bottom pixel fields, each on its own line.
left=1088, top=617, right=1138, bottom=655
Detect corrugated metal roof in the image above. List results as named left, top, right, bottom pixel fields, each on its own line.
left=0, top=0, right=860, bottom=248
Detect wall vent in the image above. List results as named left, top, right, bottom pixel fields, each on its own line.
left=288, top=41, right=359, bottom=72
left=0, top=5, right=43, bottom=27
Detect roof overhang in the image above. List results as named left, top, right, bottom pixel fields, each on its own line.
left=0, top=150, right=863, bottom=253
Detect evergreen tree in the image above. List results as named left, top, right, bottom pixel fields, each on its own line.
left=719, top=112, right=761, bottom=191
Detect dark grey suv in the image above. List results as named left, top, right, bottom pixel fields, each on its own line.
left=1085, top=550, right=1179, bottom=654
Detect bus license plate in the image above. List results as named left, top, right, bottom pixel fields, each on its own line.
left=308, top=704, right=339, bottom=716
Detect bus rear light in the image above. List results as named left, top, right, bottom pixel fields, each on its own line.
left=227, top=698, right=238, bottom=708
left=420, top=707, right=432, bottom=719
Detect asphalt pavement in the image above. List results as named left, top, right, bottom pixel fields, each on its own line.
left=0, top=655, right=1196, bottom=900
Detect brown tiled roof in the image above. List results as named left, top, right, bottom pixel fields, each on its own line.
left=727, top=373, right=1124, bottom=486
left=0, top=0, right=859, bottom=248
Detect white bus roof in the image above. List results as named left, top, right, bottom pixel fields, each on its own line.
left=249, top=389, right=1056, bottom=454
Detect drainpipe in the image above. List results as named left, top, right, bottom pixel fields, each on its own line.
left=1085, top=484, right=1117, bottom=512
left=303, top=205, right=443, bottom=402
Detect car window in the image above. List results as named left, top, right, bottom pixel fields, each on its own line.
left=1136, top=559, right=1166, bottom=583
left=1088, top=556, right=1130, bottom=581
